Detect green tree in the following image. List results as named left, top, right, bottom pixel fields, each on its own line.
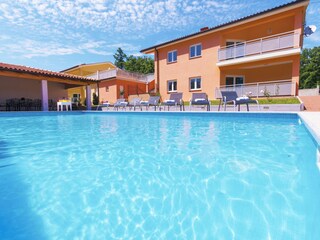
left=92, top=92, right=99, bottom=105
left=124, top=55, right=154, bottom=74
left=113, top=48, right=127, bottom=69
left=300, top=47, right=320, bottom=89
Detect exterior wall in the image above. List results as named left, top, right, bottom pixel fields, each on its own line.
left=98, top=79, right=147, bottom=103
left=153, top=6, right=306, bottom=100
left=220, top=14, right=295, bottom=45
left=68, top=86, right=86, bottom=103
left=157, top=34, right=220, bottom=101
left=99, top=80, right=118, bottom=103
left=48, top=82, right=69, bottom=100
left=0, top=76, right=67, bottom=102
left=299, top=86, right=320, bottom=96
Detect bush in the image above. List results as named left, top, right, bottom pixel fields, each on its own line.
left=93, top=93, right=99, bottom=105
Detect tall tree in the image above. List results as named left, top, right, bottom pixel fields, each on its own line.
left=124, top=55, right=154, bottom=74
left=300, top=47, right=320, bottom=89
left=113, top=48, right=127, bottom=69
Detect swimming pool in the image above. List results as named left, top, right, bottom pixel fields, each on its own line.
left=0, top=112, right=319, bottom=239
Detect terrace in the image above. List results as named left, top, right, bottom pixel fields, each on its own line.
left=217, top=31, right=301, bottom=67
left=215, top=79, right=296, bottom=99
left=87, top=68, right=154, bottom=83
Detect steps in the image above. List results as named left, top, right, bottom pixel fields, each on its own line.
left=299, top=96, right=320, bottom=111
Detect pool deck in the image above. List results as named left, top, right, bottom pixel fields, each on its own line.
left=298, top=112, right=320, bottom=146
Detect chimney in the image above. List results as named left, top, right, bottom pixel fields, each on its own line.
left=200, top=27, right=209, bottom=32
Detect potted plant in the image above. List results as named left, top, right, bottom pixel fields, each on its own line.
left=120, top=89, right=125, bottom=98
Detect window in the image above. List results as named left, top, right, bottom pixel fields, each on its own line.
left=72, top=94, right=80, bottom=103
left=167, top=50, right=177, bottom=63
left=190, top=77, right=201, bottom=90
left=167, top=80, right=177, bottom=92
left=225, top=76, right=244, bottom=86
left=190, top=44, right=202, bottom=58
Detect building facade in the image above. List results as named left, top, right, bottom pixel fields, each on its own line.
left=62, top=62, right=155, bottom=104
left=141, top=0, right=309, bottom=101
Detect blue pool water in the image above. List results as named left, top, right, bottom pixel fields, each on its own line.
left=0, top=112, right=319, bottom=239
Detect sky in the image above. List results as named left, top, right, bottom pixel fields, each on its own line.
left=0, top=0, right=319, bottom=72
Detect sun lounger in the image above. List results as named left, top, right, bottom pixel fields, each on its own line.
left=143, top=96, right=160, bottom=111
left=96, top=101, right=110, bottom=111
left=162, top=92, right=184, bottom=111
left=127, top=97, right=142, bottom=111
left=218, top=91, right=259, bottom=111
left=190, top=93, right=210, bottom=111
left=113, top=98, right=128, bottom=111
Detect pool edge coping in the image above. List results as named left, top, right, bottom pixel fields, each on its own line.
left=298, top=112, right=320, bottom=146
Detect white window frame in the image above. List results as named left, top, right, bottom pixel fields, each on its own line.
left=190, top=77, right=201, bottom=91
left=225, top=75, right=245, bottom=87
left=189, top=43, right=202, bottom=58
left=167, top=50, right=177, bottom=63
left=167, top=80, right=177, bottom=92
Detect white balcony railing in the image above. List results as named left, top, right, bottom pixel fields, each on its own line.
left=87, top=68, right=154, bottom=83
left=218, top=31, right=300, bottom=62
left=215, top=80, right=296, bottom=99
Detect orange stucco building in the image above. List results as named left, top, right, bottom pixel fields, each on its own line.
left=62, top=62, right=154, bottom=104
left=141, top=0, right=309, bottom=101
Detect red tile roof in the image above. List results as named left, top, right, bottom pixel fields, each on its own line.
left=0, top=62, right=95, bottom=82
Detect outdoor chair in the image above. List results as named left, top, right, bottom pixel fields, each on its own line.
left=128, top=97, right=142, bottom=111
left=218, top=91, right=259, bottom=111
left=96, top=101, right=110, bottom=111
left=142, top=96, right=160, bottom=111
left=162, top=92, right=184, bottom=111
left=190, top=93, right=210, bottom=111
left=113, top=98, right=128, bottom=111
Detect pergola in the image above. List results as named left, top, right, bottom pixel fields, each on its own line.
left=0, top=62, right=96, bottom=111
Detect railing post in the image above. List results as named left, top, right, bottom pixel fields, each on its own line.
left=233, top=46, right=235, bottom=59
left=244, top=42, right=246, bottom=57
left=257, top=83, right=259, bottom=98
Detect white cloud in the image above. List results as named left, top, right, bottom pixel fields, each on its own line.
left=1, top=0, right=249, bottom=36
left=1, top=0, right=317, bottom=64
left=306, top=30, right=320, bottom=44
left=0, top=35, right=141, bottom=59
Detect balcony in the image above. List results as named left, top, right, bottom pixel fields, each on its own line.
left=87, top=68, right=154, bottom=83
left=217, top=31, right=300, bottom=66
left=215, top=79, right=296, bottom=99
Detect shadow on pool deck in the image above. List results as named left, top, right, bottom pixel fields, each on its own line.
left=0, top=140, right=48, bottom=240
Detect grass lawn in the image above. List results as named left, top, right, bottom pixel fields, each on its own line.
left=183, top=97, right=300, bottom=106
left=253, top=97, right=300, bottom=104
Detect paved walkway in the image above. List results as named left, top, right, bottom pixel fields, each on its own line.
left=299, top=96, right=320, bottom=111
